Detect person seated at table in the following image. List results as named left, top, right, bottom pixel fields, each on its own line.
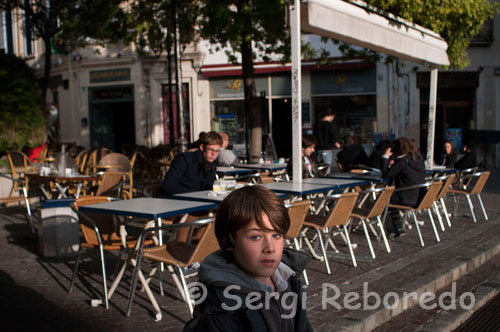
left=183, top=186, right=313, bottom=332
left=337, top=135, right=368, bottom=171
left=367, top=139, right=390, bottom=171
left=156, top=131, right=222, bottom=198
left=216, top=132, right=240, bottom=166
left=382, top=137, right=425, bottom=237
left=188, top=131, right=207, bottom=151
left=436, top=141, right=457, bottom=168
left=454, top=140, right=477, bottom=170
left=286, top=134, right=319, bottom=178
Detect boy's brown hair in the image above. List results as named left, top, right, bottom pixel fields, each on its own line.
left=200, top=131, right=223, bottom=146
left=215, top=186, right=290, bottom=252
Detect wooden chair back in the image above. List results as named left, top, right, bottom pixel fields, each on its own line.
left=436, top=174, right=456, bottom=200
left=415, top=181, right=442, bottom=210
left=287, top=200, right=311, bottom=239
left=73, top=196, right=118, bottom=246
left=185, top=222, right=219, bottom=265
left=7, top=150, right=37, bottom=180
left=74, top=149, right=88, bottom=173
left=95, top=171, right=125, bottom=198
left=366, top=186, right=395, bottom=219
left=469, top=171, right=490, bottom=195
left=325, top=192, right=359, bottom=227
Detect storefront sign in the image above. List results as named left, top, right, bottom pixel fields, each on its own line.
left=90, top=68, right=130, bottom=83
left=311, top=68, right=376, bottom=95
left=210, top=77, right=268, bottom=99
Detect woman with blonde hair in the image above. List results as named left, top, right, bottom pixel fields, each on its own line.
left=382, top=137, right=425, bottom=237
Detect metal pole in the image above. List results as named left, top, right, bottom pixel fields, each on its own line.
left=426, top=67, right=438, bottom=169
left=173, top=0, right=187, bottom=152
left=290, top=0, right=302, bottom=183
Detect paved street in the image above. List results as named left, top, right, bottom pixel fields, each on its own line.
left=0, top=170, right=499, bottom=331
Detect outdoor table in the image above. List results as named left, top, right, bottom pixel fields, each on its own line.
left=327, top=172, right=388, bottom=183
left=173, top=187, right=287, bottom=204
left=26, top=173, right=102, bottom=199
left=78, top=197, right=217, bottom=320
left=215, top=166, right=257, bottom=180
left=238, top=163, right=287, bottom=172
left=261, top=181, right=335, bottom=205
left=425, top=167, right=457, bottom=176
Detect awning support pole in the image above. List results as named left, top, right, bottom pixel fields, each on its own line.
left=426, top=66, right=438, bottom=169
left=291, top=0, right=302, bottom=183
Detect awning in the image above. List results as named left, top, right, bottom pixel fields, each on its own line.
left=301, top=0, right=450, bottom=66
left=289, top=0, right=448, bottom=182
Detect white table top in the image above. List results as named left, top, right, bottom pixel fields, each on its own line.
left=302, top=177, right=369, bottom=188
left=78, top=197, right=217, bottom=219
left=327, top=172, right=387, bottom=182
left=216, top=167, right=257, bottom=175
left=261, top=181, right=335, bottom=195
left=238, top=163, right=287, bottom=171
left=173, top=188, right=287, bottom=203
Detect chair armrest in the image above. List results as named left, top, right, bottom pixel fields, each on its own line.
left=393, top=181, right=432, bottom=192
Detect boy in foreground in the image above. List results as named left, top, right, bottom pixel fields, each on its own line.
left=184, top=186, right=313, bottom=332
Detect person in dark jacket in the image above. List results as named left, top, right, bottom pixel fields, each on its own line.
left=157, top=131, right=222, bottom=197
left=382, top=137, right=425, bottom=237
left=336, top=135, right=368, bottom=171
left=287, top=134, right=319, bottom=179
left=454, top=140, right=477, bottom=170
left=367, top=140, right=390, bottom=171
left=183, top=186, right=313, bottom=332
left=437, top=141, right=457, bottom=168
left=314, top=108, right=339, bottom=168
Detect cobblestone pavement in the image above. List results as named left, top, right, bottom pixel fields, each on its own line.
left=1, top=169, right=499, bottom=331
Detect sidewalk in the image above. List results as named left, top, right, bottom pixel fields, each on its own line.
left=0, top=170, right=499, bottom=331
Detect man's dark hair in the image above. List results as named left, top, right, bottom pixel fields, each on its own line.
left=215, top=186, right=290, bottom=252
left=200, top=131, right=222, bottom=146
left=344, top=135, right=356, bottom=145
left=302, top=134, right=317, bottom=148
left=323, top=107, right=334, bottom=117
left=464, top=140, right=475, bottom=151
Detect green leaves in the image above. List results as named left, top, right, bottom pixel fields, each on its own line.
left=0, top=54, right=47, bottom=151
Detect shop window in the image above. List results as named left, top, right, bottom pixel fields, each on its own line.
left=210, top=100, right=246, bottom=157
left=313, top=95, right=376, bottom=145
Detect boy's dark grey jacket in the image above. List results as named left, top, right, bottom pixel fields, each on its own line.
left=183, top=248, right=314, bottom=332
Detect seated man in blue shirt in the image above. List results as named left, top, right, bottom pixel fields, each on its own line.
left=157, top=131, right=222, bottom=197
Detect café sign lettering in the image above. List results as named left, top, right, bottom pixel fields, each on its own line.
left=90, top=68, right=130, bottom=83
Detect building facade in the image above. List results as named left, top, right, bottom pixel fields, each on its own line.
left=2, top=7, right=499, bottom=166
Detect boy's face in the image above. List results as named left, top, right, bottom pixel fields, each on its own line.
left=200, top=144, right=221, bottom=163
left=303, top=144, right=315, bottom=157
left=229, top=213, right=284, bottom=287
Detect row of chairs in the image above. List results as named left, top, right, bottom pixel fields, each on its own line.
left=287, top=169, right=490, bottom=277
left=66, top=169, right=490, bottom=319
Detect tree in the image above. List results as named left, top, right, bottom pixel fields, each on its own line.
left=0, top=0, right=126, bottom=101
left=0, top=53, right=47, bottom=151
left=125, top=0, right=201, bottom=146
left=199, top=0, right=289, bottom=161
left=328, top=0, right=499, bottom=68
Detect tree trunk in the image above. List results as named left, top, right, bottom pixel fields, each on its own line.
left=41, top=36, right=52, bottom=102
left=241, top=38, right=261, bottom=162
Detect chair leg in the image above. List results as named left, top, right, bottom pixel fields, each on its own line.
left=432, top=201, right=445, bottom=232
left=294, top=238, right=308, bottom=285
left=360, top=219, right=375, bottom=259
left=343, top=226, right=357, bottom=267
left=411, top=211, right=425, bottom=247
left=427, top=209, right=440, bottom=243
left=465, top=194, right=477, bottom=223
left=477, top=194, right=488, bottom=221
left=22, top=187, right=36, bottom=234
left=315, top=227, right=331, bottom=274
left=377, top=216, right=391, bottom=253
left=177, top=264, right=194, bottom=316
left=440, top=198, right=452, bottom=227
left=98, top=245, right=109, bottom=309
left=69, top=252, right=82, bottom=293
